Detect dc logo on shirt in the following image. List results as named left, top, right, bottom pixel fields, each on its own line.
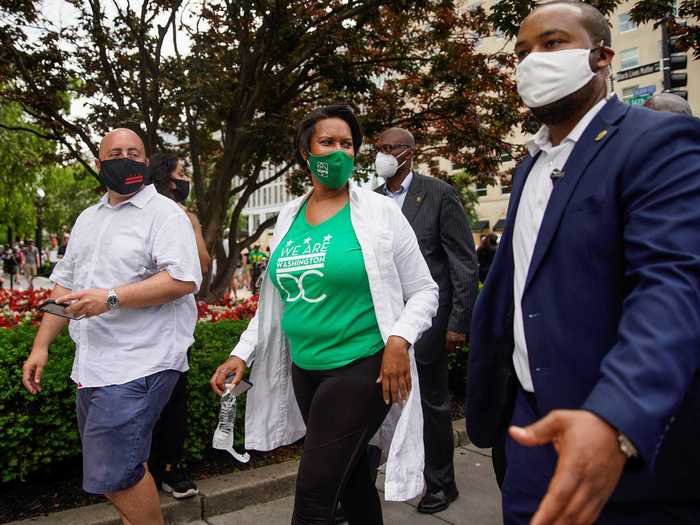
left=276, top=235, right=331, bottom=303
left=317, top=162, right=329, bottom=178
left=277, top=270, right=327, bottom=303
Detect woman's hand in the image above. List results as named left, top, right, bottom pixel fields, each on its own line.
left=378, top=336, right=412, bottom=405
left=210, top=356, right=247, bottom=396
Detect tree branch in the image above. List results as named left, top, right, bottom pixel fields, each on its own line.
left=0, top=123, right=58, bottom=141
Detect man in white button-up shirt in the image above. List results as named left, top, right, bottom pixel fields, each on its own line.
left=22, top=128, right=202, bottom=525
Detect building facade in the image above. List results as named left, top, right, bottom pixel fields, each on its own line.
left=242, top=165, right=297, bottom=248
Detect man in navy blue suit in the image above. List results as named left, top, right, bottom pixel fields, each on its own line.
left=467, top=2, right=700, bottom=524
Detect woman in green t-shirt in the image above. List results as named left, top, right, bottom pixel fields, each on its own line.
left=211, top=104, right=438, bottom=524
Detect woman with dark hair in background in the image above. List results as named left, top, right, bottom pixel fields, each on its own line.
left=210, top=103, right=438, bottom=525
left=477, top=232, right=498, bottom=284
left=149, top=152, right=211, bottom=499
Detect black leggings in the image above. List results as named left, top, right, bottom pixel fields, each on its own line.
left=150, top=369, right=188, bottom=470
left=291, top=351, right=390, bottom=525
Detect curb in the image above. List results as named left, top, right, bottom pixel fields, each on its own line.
left=6, top=419, right=469, bottom=525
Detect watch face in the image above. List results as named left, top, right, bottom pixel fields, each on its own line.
left=107, top=293, right=119, bottom=309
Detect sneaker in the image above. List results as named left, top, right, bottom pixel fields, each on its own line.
left=161, top=466, right=199, bottom=499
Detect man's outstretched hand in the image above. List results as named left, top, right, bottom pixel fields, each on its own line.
left=509, top=409, right=628, bottom=525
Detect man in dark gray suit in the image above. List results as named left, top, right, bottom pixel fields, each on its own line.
left=375, top=127, right=478, bottom=513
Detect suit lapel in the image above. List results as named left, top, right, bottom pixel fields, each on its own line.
left=523, top=97, right=628, bottom=293
left=402, top=173, right=426, bottom=224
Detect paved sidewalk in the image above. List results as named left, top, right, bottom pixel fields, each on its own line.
left=203, top=445, right=502, bottom=525
left=6, top=420, right=496, bottom=525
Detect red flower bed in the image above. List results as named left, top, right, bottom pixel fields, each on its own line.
left=0, top=289, right=51, bottom=328
left=0, top=289, right=257, bottom=329
left=196, top=293, right=258, bottom=322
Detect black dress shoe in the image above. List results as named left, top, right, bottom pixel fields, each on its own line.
left=417, top=484, right=459, bottom=514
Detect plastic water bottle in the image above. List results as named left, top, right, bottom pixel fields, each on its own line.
left=212, top=384, right=250, bottom=463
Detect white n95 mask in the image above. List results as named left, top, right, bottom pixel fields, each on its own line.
left=516, top=48, right=596, bottom=108
left=375, top=150, right=409, bottom=179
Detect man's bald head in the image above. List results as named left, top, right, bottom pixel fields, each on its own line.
left=644, top=93, right=693, bottom=117
left=378, top=127, right=416, bottom=150
left=376, top=127, right=416, bottom=182
left=98, top=128, right=146, bottom=162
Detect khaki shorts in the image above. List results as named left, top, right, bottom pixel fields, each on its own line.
left=24, top=264, right=37, bottom=278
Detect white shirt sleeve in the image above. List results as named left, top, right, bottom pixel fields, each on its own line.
left=152, top=212, right=203, bottom=291
left=50, top=229, right=77, bottom=290
left=387, top=206, right=439, bottom=344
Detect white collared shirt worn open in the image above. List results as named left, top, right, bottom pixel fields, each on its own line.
left=50, top=184, right=203, bottom=388
left=231, top=181, right=439, bottom=501
left=512, top=97, right=609, bottom=392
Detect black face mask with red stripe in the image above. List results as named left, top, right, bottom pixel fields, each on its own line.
left=99, top=158, right=152, bottom=195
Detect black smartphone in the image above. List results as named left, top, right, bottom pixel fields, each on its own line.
left=224, top=376, right=253, bottom=396
left=38, top=299, right=86, bottom=321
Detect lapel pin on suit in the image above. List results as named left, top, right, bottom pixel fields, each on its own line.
left=416, top=196, right=423, bottom=204
left=594, top=130, right=608, bottom=142
left=550, top=169, right=565, bottom=183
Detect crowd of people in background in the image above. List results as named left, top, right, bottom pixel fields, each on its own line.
left=0, top=233, right=70, bottom=290
left=229, top=243, right=269, bottom=298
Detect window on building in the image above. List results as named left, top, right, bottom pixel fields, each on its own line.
left=622, top=85, right=639, bottom=102
left=619, top=47, right=640, bottom=70
left=618, top=12, right=637, bottom=33
left=501, top=185, right=512, bottom=195
left=476, top=183, right=487, bottom=197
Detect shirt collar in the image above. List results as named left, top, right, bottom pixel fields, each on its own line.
left=526, top=95, right=611, bottom=157
left=98, top=184, right=157, bottom=210
left=383, top=171, right=413, bottom=197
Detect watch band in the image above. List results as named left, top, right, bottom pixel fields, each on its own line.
left=617, top=433, right=638, bottom=459
left=106, top=289, right=120, bottom=311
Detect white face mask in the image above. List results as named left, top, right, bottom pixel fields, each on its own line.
left=375, top=150, right=410, bottom=179
left=516, top=48, right=596, bottom=108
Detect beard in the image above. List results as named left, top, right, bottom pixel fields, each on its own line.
left=530, top=76, right=599, bottom=126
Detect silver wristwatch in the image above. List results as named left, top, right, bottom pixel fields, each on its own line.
left=106, top=289, right=120, bottom=311
left=617, top=433, right=638, bottom=460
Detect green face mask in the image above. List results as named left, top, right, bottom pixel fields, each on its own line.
left=307, top=150, right=354, bottom=190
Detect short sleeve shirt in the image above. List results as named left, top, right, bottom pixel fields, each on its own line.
left=23, top=246, right=38, bottom=265
left=50, top=185, right=203, bottom=387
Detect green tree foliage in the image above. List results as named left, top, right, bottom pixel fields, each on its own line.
left=39, top=164, right=103, bottom=235
left=0, top=102, right=54, bottom=242
left=1, top=0, right=523, bottom=300
left=451, top=169, right=481, bottom=225
left=0, top=102, right=101, bottom=243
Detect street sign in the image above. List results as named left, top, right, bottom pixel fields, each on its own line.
left=633, top=85, right=656, bottom=97
left=628, top=94, right=652, bottom=105
left=615, top=62, right=661, bottom=82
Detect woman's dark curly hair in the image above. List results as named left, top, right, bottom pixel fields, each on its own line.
left=293, top=103, right=364, bottom=171
left=150, top=152, right=179, bottom=201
